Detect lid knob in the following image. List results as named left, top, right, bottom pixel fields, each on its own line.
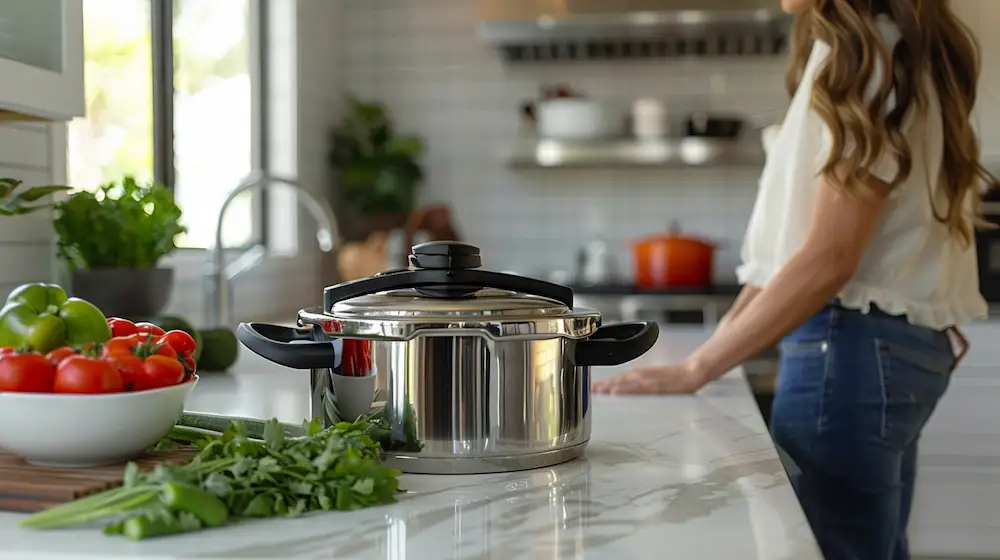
left=408, top=241, right=482, bottom=271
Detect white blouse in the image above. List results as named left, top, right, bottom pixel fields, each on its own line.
left=737, top=20, right=988, bottom=330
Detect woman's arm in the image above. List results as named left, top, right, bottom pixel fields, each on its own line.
left=717, top=285, right=762, bottom=329
left=682, top=169, right=891, bottom=389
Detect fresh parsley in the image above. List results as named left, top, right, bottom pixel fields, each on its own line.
left=19, top=417, right=402, bottom=540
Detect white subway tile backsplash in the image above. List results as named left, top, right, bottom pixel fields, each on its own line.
left=339, top=0, right=785, bottom=280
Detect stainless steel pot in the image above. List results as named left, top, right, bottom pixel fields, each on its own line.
left=237, top=241, right=659, bottom=475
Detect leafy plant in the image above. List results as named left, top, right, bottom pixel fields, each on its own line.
left=18, top=417, right=403, bottom=540
left=329, top=95, right=425, bottom=216
left=0, top=178, right=71, bottom=216
left=53, top=176, right=186, bottom=270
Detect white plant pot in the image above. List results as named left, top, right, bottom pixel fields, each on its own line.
left=330, top=372, right=377, bottom=422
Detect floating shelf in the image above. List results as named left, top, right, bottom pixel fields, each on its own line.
left=506, top=137, right=765, bottom=169
left=477, top=5, right=794, bottom=62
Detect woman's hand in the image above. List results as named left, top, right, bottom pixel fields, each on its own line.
left=591, top=361, right=704, bottom=395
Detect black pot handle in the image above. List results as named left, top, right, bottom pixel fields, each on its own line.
left=324, top=269, right=574, bottom=310
left=574, top=322, right=660, bottom=367
left=237, top=323, right=338, bottom=370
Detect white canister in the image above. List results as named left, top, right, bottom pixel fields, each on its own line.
left=632, top=97, right=667, bottom=139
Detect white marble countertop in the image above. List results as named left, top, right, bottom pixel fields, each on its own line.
left=0, top=327, right=821, bottom=560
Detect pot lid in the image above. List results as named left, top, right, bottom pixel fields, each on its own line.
left=307, top=241, right=600, bottom=338
left=330, top=287, right=575, bottom=319
left=633, top=221, right=717, bottom=246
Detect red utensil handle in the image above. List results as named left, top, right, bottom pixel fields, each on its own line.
left=338, top=339, right=374, bottom=378
left=342, top=339, right=355, bottom=376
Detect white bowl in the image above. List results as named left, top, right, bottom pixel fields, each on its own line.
left=0, top=377, right=198, bottom=468
left=536, top=98, right=624, bottom=140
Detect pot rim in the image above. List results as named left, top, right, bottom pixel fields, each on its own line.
left=296, top=306, right=602, bottom=342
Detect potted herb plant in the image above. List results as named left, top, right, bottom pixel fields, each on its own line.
left=53, top=176, right=186, bottom=319
left=329, top=95, right=425, bottom=241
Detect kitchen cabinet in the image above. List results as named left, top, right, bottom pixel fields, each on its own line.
left=0, top=0, right=84, bottom=121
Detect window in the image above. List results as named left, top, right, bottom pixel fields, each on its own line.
left=67, top=0, right=153, bottom=187
left=68, top=0, right=264, bottom=249
left=173, top=0, right=254, bottom=248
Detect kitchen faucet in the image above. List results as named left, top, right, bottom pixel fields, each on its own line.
left=203, top=171, right=339, bottom=328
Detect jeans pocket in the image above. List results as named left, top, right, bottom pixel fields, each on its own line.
left=777, top=339, right=831, bottom=410
left=875, top=339, right=952, bottom=450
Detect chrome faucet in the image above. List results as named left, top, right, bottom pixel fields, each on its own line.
left=203, top=171, right=339, bottom=328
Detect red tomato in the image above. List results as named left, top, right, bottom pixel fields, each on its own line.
left=0, top=353, right=56, bottom=393
left=183, top=356, right=197, bottom=373
left=159, top=330, right=197, bottom=359
left=54, top=356, right=124, bottom=394
left=102, top=336, right=139, bottom=357
left=154, top=343, right=177, bottom=360
left=45, top=346, right=79, bottom=366
left=0, top=347, right=18, bottom=357
left=133, top=355, right=185, bottom=391
left=104, top=353, right=144, bottom=391
left=107, top=318, right=139, bottom=338
left=151, top=342, right=176, bottom=360
left=103, top=334, right=177, bottom=360
left=133, top=322, right=166, bottom=337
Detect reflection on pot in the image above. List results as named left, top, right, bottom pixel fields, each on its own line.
left=376, top=334, right=591, bottom=473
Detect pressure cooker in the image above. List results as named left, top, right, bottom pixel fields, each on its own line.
left=237, top=241, right=659, bottom=474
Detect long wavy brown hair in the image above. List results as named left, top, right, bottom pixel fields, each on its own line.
left=786, top=0, right=995, bottom=246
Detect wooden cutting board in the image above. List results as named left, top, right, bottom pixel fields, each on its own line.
left=0, top=447, right=198, bottom=513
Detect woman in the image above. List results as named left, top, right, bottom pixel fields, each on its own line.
left=593, top=1, right=993, bottom=558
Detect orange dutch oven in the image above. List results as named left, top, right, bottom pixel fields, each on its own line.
left=631, top=223, right=718, bottom=288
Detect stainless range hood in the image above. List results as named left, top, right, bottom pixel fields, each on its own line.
left=478, top=0, right=794, bottom=61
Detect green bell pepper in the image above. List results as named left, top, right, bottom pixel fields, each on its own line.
left=0, top=283, right=113, bottom=353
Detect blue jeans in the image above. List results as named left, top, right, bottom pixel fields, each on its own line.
left=771, top=302, right=955, bottom=560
